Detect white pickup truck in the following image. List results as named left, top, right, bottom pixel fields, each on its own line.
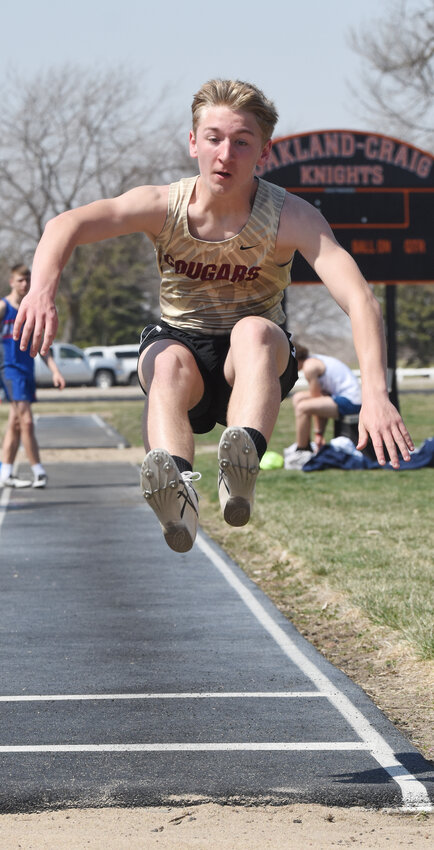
left=34, top=342, right=125, bottom=388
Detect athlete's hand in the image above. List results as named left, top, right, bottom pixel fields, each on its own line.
left=357, top=395, right=414, bottom=469
left=51, top=370, right=66, bottom=390
left=13, top=292, right=58, bottom=358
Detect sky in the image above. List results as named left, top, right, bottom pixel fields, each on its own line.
left=1, top=0, right=395, bottom=140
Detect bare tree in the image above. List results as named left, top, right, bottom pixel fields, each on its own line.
left=285, top=285, right=357, bottom=365
left=349, top=0, right=434, bottom=149
left=0, top=65, right=191, bottom=340
left=348, top=0, right=434, bottom=368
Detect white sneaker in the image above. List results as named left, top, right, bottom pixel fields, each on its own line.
left=284, top=442, right=315, bottom=458
left=283, top=442, right=299, bottom=458
left=1, top=475, right=32, bottom=489
left=33, top=473, right=48, bottom=489
left=141, top=450, right=201, bottom=553
left=284, top=448, right=313, bottom=470
left=218, top=427, right=259, bottom=527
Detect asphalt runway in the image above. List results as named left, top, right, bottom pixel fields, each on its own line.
left=34, top=413, right=129, bottom=449
left=0, top=415, right=432, bottom=814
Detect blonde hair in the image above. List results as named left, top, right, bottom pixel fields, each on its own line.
left=191, top=79, right=278, bottom=144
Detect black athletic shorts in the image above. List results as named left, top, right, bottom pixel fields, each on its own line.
left=138, top=320, right=298, bottom=434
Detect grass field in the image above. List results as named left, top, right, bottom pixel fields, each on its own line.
left=195, top=393, right=434, bottom=662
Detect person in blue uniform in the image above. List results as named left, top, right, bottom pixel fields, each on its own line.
left=0, top=264, right=65, bottom=488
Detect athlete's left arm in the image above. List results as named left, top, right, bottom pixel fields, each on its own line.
left=276, top=194, right=414, bottom=468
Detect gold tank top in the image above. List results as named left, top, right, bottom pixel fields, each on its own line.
left=154, top=176, right=292, bottom=334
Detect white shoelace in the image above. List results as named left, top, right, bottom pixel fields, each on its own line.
left=180, top=471, right=202, bottom=484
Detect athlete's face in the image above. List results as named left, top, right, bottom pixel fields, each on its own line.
left=10, top=272, right=30, bottom=299
left=189, top=106, right=271, bottom=194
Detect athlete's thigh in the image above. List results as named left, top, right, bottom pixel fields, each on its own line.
left=299, top=394, right=339, bottom=418
left=138, top=339, right=203, bottom=396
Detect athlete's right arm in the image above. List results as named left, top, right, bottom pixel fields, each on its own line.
left=302, top=358, right=324, bottom=393
left=14, top=185, right=169, bottom=357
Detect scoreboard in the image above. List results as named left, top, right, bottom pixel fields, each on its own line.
left=259, top=130, right=433, bottom=283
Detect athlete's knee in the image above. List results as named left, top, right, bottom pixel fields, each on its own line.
left=294, top=397, right=316, bottom=418
left=230, top=316, right=276, bottom=349
left=154, top=347, right=198, bottom=385
left=15, top=403, right=33, bottom=427
left=19, top=415, right=35, bottom=438
left=292, top=393, right=302, bottom=412
left=143, top=346, right=204, bottom=413
left=141, top=343, right=196, bottom=388
left=292, top=391, right=309, bottom=412
left=10, top=416, right=21, bottom=438
left=231, top=318, right=286, bottom=365
left=8, top=408, right=21, bottom=434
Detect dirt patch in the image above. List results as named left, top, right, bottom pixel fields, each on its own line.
left=0, top=803, right=432, bottom=849
left=37, top=446, right=146, bottom=465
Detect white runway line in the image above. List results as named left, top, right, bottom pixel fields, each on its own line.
left=92, top=413, right=116, bottom=436
left=0, top=485, right=12, bottom=530
left=0, top=742, right=369, bottom=754
left=92, top=413, right=125, bottom=447
left=195, top=532, right=432, bottom=813
left=0, top=692, right=325, bottom=702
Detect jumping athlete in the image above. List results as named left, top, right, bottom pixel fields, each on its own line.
left=13, top=79, right=414, bottom=549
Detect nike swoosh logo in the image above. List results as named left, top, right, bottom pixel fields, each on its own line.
left=240, top=244, right=260, bottom=250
